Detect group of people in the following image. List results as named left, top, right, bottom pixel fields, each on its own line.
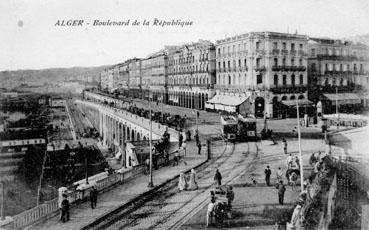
left=59, top=186, right=99, bottom=223
left=178, top=169, right=198, bottom=191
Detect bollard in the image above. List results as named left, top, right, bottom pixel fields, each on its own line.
left=207, top=139, right=211, bottom=160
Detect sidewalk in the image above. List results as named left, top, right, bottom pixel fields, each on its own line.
left=28, top=141, right=207, bottom=230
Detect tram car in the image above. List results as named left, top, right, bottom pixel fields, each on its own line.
left=236, top=115, right=257, bottom=141
left=220, top=115, right=238, bottom=141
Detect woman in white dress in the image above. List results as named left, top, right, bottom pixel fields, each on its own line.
left=188, top=169, right=198, bottom=190
left=178, top=171, right=188, bottom=191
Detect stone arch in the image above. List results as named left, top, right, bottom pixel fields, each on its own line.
left=131, top=129, right=135, bottom=141
left=137, top=132, right=141, bottom=141
left=143, top=136, right=147, bottom=141
left=290, top=95, right=296, bottom=100
left=298, top=95, right=305, bottom=100
left=281, top=96, right=287, bottom=101
left=126, top=127, right=130, bottom=140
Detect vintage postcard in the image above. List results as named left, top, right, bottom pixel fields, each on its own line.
left=1, top=0, right=369, bottom=229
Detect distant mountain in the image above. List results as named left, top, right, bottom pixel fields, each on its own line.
left=0, top=66, right=108, bottom=89
left=344, top=34, right=369, bottom=46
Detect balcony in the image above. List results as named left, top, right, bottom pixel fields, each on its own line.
left=272, top=65, right=306, bottom=72
left=318, top=84, right=363, bottom=93
left=254, top=66, right=266, bottom=72
left=272, top=49, right=280, bottom=55
left=214, top=84, right=246, bottom=90
left=298, top=50, right=305, bottom=56
left=269, top=85, right=307, bottom=94
left=316, top=54, right=358, bottom=61
left=255, top=49, right=266, bottom=55
left=281, top=49, right=289, bottom=55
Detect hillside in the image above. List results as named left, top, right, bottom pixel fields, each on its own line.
left=0, top=66, right=108, bottom=89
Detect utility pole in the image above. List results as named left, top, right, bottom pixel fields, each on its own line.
left=37, top=150, right=48, bottom=206
left=1, top=182, right=4, bottom=221
left=148, top=88, right=154, bottom=188
left=296, top=101, right=304, bottom=191
left=336, top=87, right=339, bottom=130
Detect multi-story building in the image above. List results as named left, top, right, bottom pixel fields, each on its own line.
left=307, top=38, right=369, bottom=113
left=100, top=69, right=109, bottom=91
left=118, top=61, right=130, bottom=97
left=128, top=58, right=142, bottom=98
left=141, top=48, right=172, bottom=103
left=211, top=32, right=309, bottom=118
left=167, top=40, right=216, bottom=110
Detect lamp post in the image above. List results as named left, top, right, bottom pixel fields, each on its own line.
left=296, top=100, right=304, bottom=191
left=0, top=182, right=4, bottom=221
left=148, top=87, right=154, bottom=188
left=336, top=86, right=339, bottom=130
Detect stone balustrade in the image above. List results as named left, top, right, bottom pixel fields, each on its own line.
left=7, top=165, right=144, bottom=230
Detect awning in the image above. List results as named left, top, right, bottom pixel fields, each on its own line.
left=206, top=94, right=250, bottom=106
left=281, top=99, right=314, bottom=107
left=323, top=93, right=361, bottom=105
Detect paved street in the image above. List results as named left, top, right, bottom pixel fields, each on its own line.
left=28, top=141, right=207, bottom=230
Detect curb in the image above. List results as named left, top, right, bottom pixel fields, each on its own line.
left=80, top=154, right=209, bottom=230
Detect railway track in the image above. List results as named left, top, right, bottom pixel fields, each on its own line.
left=82, top=141, right=262, bottom=230
left=81, top=141, right=235, bottom=230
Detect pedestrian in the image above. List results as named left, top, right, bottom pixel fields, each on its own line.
left=206, top=197, right=216, bottom=227
left=276, top=167, right=283, bottom=184
left=178, top=132, right=183, bottom=148
left=90, top=186, right=98, bottom=209
left=286, top=153, right=293, bottom=168
left=197, top=142, right=202, bottom=155
left=186, top=130, right=191, bottom=141
left=282, top=138, right=288, bottom=154
left=145, top=158, right=150, bottom=174
left=264, top=165, right=272, bottom=186
left=276, top=180, right=286, bottom=205
left=178, top=171, right=188, bottom=191
left=214, top=169, right=222, bottom=186
left=188, top=169, right=198, bottom=190
left=194, top=132, right=199, bottom=145
left=60, top=194, right=70, bottom=222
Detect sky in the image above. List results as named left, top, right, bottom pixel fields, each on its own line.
left=1, top=0, right=369, bottom=71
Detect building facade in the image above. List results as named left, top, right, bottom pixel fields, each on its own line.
left=307, top=38, right=369, bottom=113
left=213, top=32, right=309, bottom=118
left=128, top=58, right=142, bottom=98
left=167, top=40, right=216, bottom=110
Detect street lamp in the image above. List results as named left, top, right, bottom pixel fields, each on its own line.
left=296, top=100, right=304, bottom=192
left=148, top=86, right=154, bottom=188
left=0, top=182, right=4, bottom=221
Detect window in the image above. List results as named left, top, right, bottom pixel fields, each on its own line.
left=332, top=79, right=336, bottom=85
left=256, top=41, right=260, bottom=50
left=291, top=58, right=295, bottom=66
left=244, top=43, right=247, bottom=50
left=228, top=75, right=231, bottom=85
left=232, top=45, right=235, bottom=53
left=360, top=64, right=363, bottom=72
left=257, top=74, right=262, bottom=84
left=283, top=42, right=286, bottom=49
left=244, top=59, right=247, bottom=68
left=325, top=78, right=329, bottom=86
left=311, top=49, right=315, bottom=56
left=340, top=64, right=343, bottom=71
left=228, top=61, right=231, bottom=69
left=223, top=47, right=225, bottom=54
left=273, top=58, right=278, bottom=66
left=299, top=44, right=303, bottom=49
left=333, top=64, right=336, bottom=71
left=238, top=59, right=241, bottom=67
left=325, top=63, right=328, bottom=71
left=283, top=75, right=287, bottom=85
left=347, top=64, right=350, bottom=71
left=274, top=74, right=278, bottom=85
left=354, top=64, right=357, bottom=72
left=340, top=78, right=344, bottom=86
left=300, top=74, right=303, bottom=85
left=282, top=58, right=286, bottom=66
left=218, top=48, right=221, bottom=55
left=299, top=59, right=303, bottom=66
left=273, top=42, right=278, bottom=49
left=291, top=43, right=295, bottom=50
left=291, top=74, right=295, bottom=86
